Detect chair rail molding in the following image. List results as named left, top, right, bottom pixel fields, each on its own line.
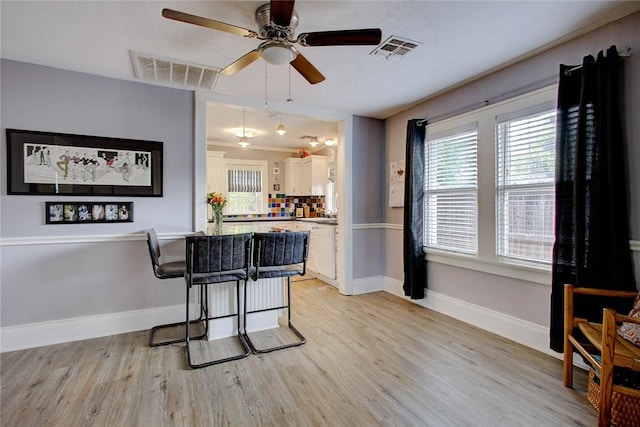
left=0, top=232, right=189, bottom=246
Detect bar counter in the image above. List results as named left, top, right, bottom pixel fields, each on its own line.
left=202, top=221, right=292, bottom=341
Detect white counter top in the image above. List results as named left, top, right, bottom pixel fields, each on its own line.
left=222, top=216, right=296, bottom=223
left=296, top=218, right=338, bottom=226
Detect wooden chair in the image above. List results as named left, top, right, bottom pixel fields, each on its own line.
left=563, top=284, right=640, bottom=427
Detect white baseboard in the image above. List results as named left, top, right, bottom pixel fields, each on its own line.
left=1, top=305, right=287, bottom=352
left=352, top=275, right=384, bottom=295
left=0, top=274, right=584, bottom=367
left=1, top=304, right=184, bottom=353
left=382, top=276, right=563, bottom=360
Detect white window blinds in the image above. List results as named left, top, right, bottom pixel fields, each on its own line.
left=424, top=125, right=478, bottom=254
left=496, top=107, right=556, bottom=264
left=227, top=169, right=262, bottom=193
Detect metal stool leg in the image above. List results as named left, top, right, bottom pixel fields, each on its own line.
left=149, top=286, right=207, bottom=347
left=185, top=280, right=251, bottom=369
left=243, top=276, right=306, bottom=354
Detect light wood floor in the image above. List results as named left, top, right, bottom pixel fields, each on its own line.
left=1, top=279, right=596, bottom=426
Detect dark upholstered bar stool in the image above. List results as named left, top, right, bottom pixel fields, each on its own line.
left=243, top=231, right=309, bottom=354
left=145, top=228, right=204, bottom=347
left=184, top=233, right=252, bottom=369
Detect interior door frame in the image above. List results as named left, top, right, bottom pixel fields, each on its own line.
left=193, top=91, right=354, bottom=295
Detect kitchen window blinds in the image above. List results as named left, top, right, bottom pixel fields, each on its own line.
left=424, top=124, right=478, bottom=254
left=496, top=106, right=556, bottom=264
left=227, top=169, right=262, bottom=193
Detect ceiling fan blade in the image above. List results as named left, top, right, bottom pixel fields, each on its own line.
left=162, top=9, right=258, bottom=38
left=220, top=50, right=261, bottom=76
left=290, top=53, right=325, bottom=85
left=270, top=0, right=295, bottom=27
left=297, top=29, right=382, bottom=47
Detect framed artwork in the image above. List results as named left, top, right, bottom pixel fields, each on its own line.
left=46, top=201, right=133, bottom=224
left=6, top=129, right=163, bottom=196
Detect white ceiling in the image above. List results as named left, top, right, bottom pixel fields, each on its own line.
left=2, top=1, right=639, bottom=150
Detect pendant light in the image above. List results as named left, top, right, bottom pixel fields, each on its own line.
left=324, top=138, right=337, bottom=147
left=308, top=118, right=318, bottom=147
left=238, top=108, right=250, bottom=148
left=276, top=114, right=287, bottom=135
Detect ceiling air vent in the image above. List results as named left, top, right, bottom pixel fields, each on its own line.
left=130, top=50, right=220, bottom=91
left=370, top=36, right=421, bottom=60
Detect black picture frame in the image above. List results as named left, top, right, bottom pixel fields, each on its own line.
left=46, top=201, right=133, bottom=224
left=6, top=129, right=163, bottom=196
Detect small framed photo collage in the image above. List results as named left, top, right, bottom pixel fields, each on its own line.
left=46, top=201, right=133, bottom=224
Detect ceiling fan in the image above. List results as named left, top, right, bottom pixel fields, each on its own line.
left=162, top=0, right=382, bottom=85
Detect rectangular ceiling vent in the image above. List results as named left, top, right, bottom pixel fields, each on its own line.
left=130, top=50, right=220, bottom=91
left=370, top=36, right=421, bottom=60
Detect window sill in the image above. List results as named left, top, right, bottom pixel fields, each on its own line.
left=424, top=250, right=551, bottom=285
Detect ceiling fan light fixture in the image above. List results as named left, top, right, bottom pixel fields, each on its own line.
left=238, top=136, right=250, bottom=148
left=259, top=42, right=295, bottom=65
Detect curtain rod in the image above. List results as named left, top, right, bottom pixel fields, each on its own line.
left=416, top=46, right=633, bottom=126
left=564, top=46, right=632, bottom=76
left=416, top=74, right=558, bottom=126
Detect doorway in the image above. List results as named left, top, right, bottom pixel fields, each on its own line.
left=193, top=92, right=354, bottom=295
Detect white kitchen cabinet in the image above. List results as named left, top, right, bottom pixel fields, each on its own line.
left=284, top=155, right=327, bottom=196
left=284, top=158, right=303, bottom=195
left=206, top=151, right=225, bottom=193
left=307, top=223, right=336, bottom=281
left=303, top=156, right=328, bottom=196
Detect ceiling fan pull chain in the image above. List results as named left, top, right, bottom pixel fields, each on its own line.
left=264, top=62, right=268, bottom=109
left=287, top=65, right=293, bottom=103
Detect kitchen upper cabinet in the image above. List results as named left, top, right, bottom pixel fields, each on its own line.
left=304, top=156, right=328, bottom=196
left=206, top=151, right=225, bottom=193
left=284, top=157, right=303, bottom=195
left=285, top=155, right=327, bottom=196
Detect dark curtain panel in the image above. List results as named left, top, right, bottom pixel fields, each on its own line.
left=549, top=46, right=636, bottom=352
left=403, top=119, right=426, bottom=299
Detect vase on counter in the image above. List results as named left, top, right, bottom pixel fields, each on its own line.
left=211, top=206, right=223, bottom=235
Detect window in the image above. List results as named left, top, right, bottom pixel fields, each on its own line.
left=224, top=160, right=267, bottom=215
left=496, top=107, right=556, bottom=264
left=422, top=85, right=557, bottom=281
left=424, top=125, right=478, bottom=254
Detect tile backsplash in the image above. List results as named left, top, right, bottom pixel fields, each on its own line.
left=269, top=194, right=325, bottom=216
left=223, top=194, right=325, bottom=219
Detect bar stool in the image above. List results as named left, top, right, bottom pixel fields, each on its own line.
left=243, top=231, right=309, bottom=353
left=184, top=233, right=252, bottom=368
left=145, top=228, right=205, bottom=347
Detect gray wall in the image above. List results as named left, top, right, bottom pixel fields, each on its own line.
left=384, top=11, right=640, bottom=327
left=0, top=60, right=194, bottom=326
left=352, top=115, right=385, bottom=279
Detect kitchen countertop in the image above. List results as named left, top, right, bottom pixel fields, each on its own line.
left=296, top=218, right=338, bottom=226
left=222, top=216, right=296, bottom=223
left=217, top=216, right=337, bottom=226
